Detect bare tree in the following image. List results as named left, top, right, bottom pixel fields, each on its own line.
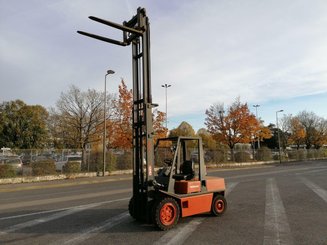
left=49, top=85, right=115, bottom=151
left=280, top=114, right=293, bottom=149
left=297, top=111, right=327, bottom=149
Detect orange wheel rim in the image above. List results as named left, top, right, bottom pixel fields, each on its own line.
left=215, top=199, right=224, bottom=213
left=160, top=203, right=176, bottom=226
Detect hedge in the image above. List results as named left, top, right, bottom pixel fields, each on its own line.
left=32, top=159, right=56, bottom=176
left=63, top=161, right=81, bottom=174
left=0, top=164, right=17, bottom=178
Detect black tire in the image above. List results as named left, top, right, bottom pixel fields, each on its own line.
left=211, top=194, right=227, bottom=216
left=128, top=197, right=135, bottom=219
left=153, top=197, right=180, bottom=230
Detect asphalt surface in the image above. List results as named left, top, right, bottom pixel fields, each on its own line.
left=0, top=160, right=326, bottom=245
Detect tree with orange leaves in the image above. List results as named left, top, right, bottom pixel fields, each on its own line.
left=288, top=117, right=305, bottom=149
left=108, top=80, right=167, bottom=150
left=110, top=80, right=133, bottom=150
left=153, top=110, right=168, bottom=142
left=205, top=98, right=260, bottom=161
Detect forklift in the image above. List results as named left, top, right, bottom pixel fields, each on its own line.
left=78, top=7, right=227, bottom=230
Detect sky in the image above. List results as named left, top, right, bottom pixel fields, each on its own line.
left=1, top=0, right=327, bottom=131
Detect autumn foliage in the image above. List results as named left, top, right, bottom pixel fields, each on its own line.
left=109, top=80, right=133, bottom=150
left=107, top=80, right=167, bottom=150
left=205, top=98, right=271, bottom=161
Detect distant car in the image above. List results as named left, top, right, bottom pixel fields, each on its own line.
left=0, top=157, right=23, bottom=173
left=55, top=155, right=82, bottom=171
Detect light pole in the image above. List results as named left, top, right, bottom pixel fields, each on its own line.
left=161, top=83, right=171, bottom=130
left=253, top=104, right=260, bottom=149
left=276, top=109, right=284, bottom=164
left=103, top=69, right=115, bottom=176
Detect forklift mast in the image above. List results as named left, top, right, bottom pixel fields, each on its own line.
left=78, top=8, right=155, bottom=219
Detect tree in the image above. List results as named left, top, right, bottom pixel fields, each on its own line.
left=261, top=123, right=278, bottom=149
left=205, top=98, right=261, bottom=161
left=288, top=117, right=305, bottom=149
left=108, top=80, right=167, bottom=150
left=153, top=110, right=168, bottom=142
left=0, top=100, right=49, bottom=149
left=297, top=111, right=327, bottom=149
left=311, top=117, right=327, bottom=149
left=110, top=80, right=133, bottom=150
left=169, top=121, right=196, bottom=137
left=49, top=85, right=107, bottom=151
left=197, top=128, right=216, bottom=149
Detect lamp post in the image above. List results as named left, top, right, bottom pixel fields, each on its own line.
left=276, top=109, right=284, bottom=164
left=253, top=104, right=260, bottom=149
left=103, top=69, right=115, bottom=176
left=161, top=83, right=171, bottom=130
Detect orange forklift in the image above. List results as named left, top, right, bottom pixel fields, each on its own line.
left=78, top=7, right=227, bottom=230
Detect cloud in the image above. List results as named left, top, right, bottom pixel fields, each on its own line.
left=0, top=0, right=326, bottom=127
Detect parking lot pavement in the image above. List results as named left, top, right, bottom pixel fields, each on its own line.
left=0, top=174, right=132, bottom=193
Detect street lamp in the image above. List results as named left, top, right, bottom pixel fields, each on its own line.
left=253, top=104, right=260, bottom=149
left=103, top=69, right=115, bottom=177
left=276, top=109, right=284, bottom=164
left=161, top=83, right=171, bottom=130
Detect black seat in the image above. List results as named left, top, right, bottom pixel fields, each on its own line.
left=173, top=161, right=194, bottom=180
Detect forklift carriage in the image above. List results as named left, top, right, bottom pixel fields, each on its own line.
left=78, top=7, right=227, bottom=230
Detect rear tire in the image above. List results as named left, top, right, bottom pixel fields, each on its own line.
left=153, top=197, right=180, bottom=230
left=211, top=194, right=227, bottom=216
left=128, top=197, right=135, bottom=219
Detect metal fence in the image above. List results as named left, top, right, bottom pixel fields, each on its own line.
left=1, top=147, right=327, bottom=177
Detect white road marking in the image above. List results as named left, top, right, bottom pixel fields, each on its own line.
left=296, top=167, right=327, bottom=176
left=225, top=166, right=323, bottom=180
left=0, top=188, right=131, bottom=211
left=58, top=211, right=130, bottom=245
left=153, top=217, right=206, bottom=245
left=153, top=182, right=238, bottom=245
left=263, top=178, right=293, bottom=245
left=301, top=177, right=327, bottom=203
left=0, top=197, right=129, bottom=221
left=0, top=198, right=129, bottom=236
left=0, top=207, right=85, bottom=236
left=226, top=181, right=238, bottom=195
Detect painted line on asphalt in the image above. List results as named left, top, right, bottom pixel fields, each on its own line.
left=301, top=177, right=327, bottom=203
left=263, top=178, right=293, bottom=245
left=0, top=188, right=131, bottom=211
left=0, top=197, right=129, bottom=236
left=153, top=182, right=238, bottom=245
left=153, top=217, right=206, bottom=245
left=0, top=197, right=129, bottom=221
left=53, top=211, right=130, bottom=245
left=295, top=167, right=327, bottom=176
left=226, top=181, right=238, bottom=195
left=226, top=166, right=318, bottom=180
left=0, top=204, right=93, bottom=236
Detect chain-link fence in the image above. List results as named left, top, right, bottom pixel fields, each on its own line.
left=1, top=146, right=327, bottom=178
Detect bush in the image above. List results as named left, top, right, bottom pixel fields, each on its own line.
left=318, top=148, right=327, bottom=158
left=0, top=165, right=17, bottom=178
left=63, top=161, right=81, bottom=174
left=87, top=151, right=117, bottom=172
left=234, top=151, right=251, bottom=162
left=256, top=147, right=272, bottom=161
left=288, top=149, right=306, bottom=160
left=32, top=159, right=56, bottom=176
left=307, top=149, right=320, bottom=159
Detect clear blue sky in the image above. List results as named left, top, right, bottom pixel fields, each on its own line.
left=1, top=0, right=326, bottom=131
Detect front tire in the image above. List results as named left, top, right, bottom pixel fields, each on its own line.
left=211, top=194, right=227, bottom=216
left=153, top=197, right=180, bottom=230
